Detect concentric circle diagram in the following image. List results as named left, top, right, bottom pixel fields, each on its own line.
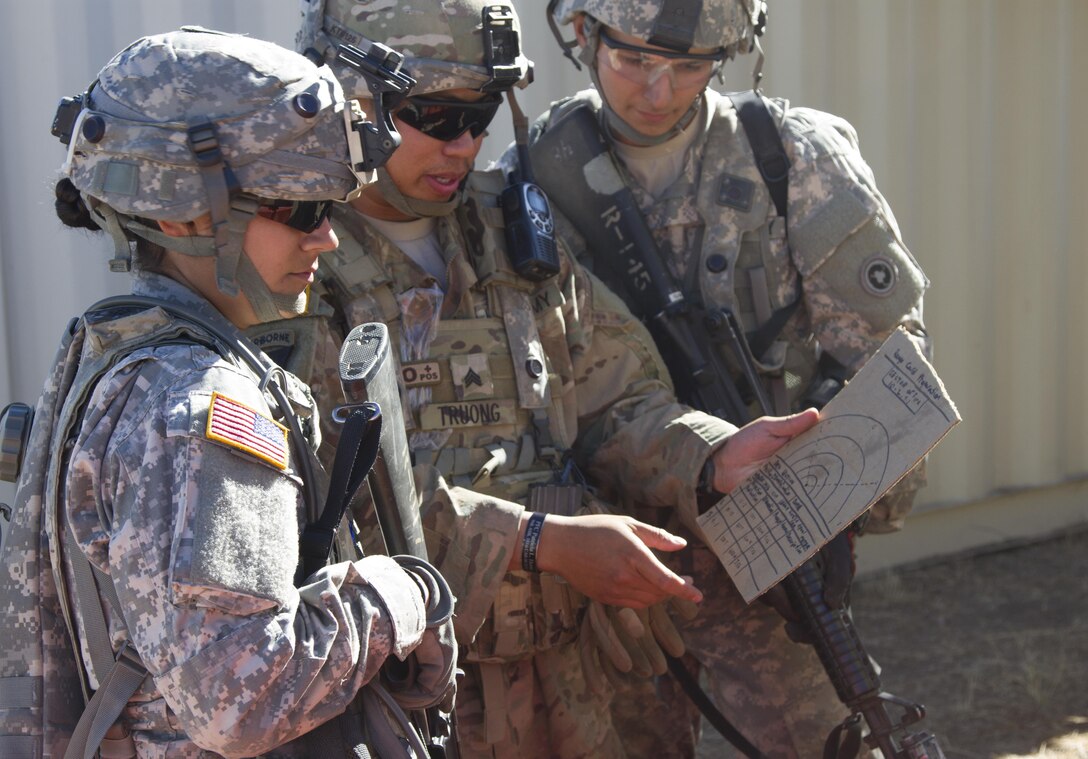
left=783, top=414, right=890, bottom=529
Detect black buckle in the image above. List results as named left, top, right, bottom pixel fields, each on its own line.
left=187, top=120, right=224, bottom=168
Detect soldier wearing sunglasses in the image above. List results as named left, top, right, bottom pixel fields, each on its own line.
left=515, top=1, right=934, bottom=757
left=275, top=1, right=834, bottom=757
left=4, top=28, right=461, bottom=759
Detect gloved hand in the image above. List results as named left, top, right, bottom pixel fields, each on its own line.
left=578, top=596, right=700, bottom=695
left=759, top=529, right=857, bottom=645
left=383, top=556, right=458, bottom=710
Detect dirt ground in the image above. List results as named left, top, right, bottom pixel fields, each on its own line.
left=697, top=527, right=1088, bottom=758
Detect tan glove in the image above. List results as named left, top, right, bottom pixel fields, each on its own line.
left=571, top=494, right=704, bottom=693
left=578, top=595, right=701, bottom=696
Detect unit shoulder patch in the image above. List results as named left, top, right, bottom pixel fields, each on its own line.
left=205, top=392, right=289, bottom=470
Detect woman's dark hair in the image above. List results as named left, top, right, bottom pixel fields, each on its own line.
left=54, top=177, right=166, bottom=270
left=54, top=177, right=99, bottom=231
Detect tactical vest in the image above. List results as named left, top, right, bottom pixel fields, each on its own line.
left=316, top=172, right=584, bottom=663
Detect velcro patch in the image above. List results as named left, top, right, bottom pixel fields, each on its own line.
left=402, top=360, right=443, bottom=388
left=206, top=392, right=289, bottom=470
left=419, top=399, right=517, bottom=430
left=718, top=174, right=755, bottom=212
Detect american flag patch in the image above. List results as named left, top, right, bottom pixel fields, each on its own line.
left=205, top=392, right=289, bottom=470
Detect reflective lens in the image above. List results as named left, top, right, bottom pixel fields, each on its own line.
left=599, top=30, right=723, bottom=88
left=252, top=198, right=333, bottom=233
left=395, top=95, right=503, bottom=142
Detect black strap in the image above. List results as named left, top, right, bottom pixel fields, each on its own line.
left=666, top=657, right=765, bottom=759
left=296, top=404, right=382, bottom=585
left=823, top=712, right=865, bottom=759
left=746, top=287, right=802, bottom=362
left=728, top=90, right=790, bottom=218
left=727, top=91, right=800, bottom=361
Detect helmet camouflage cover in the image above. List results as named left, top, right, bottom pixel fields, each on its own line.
left=62, top=26, right=362, bottom=223
left=551, top=0, right=765, bottom=58
left=298, top=0, right=533, bottom=98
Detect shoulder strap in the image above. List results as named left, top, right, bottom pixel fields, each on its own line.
left=727, top=90, right=790, bottom=218
left=725, top=92, right=804, bottom=360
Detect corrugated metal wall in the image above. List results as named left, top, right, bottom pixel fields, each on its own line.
left=2, top=1, right=1085, bottom=563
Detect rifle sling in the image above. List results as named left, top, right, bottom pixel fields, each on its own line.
left=667, top=657, right=765, bottom=759
left=297, top=406, right=382, bottom=584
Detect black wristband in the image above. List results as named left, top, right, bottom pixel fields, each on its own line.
left=697, top=457, right=717, bottom=496
left=521, top=512, right=546, bottom=573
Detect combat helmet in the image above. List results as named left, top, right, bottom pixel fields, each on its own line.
left=298, top=0, right=532, bottom=99
left=547, top=0, right=767, bottom=145
left=52, top=27, right=374, bottom=322
left=548, top=0, right=766, bottom=61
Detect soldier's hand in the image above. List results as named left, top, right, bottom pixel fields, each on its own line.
left=709, top=408, right=820, bottom=494
left=534, top=513, right=704, bottom=608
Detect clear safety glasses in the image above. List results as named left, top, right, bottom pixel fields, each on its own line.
left=598, top=29, right=724, bottom=88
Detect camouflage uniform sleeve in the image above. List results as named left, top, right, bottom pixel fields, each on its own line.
left=415, top=463, right=523, bottom=643
left=782, top=105, right=930, bottom=370
left=782, top=106, right=932, bottom=529
left=65, top=346, right=428, bottom=756
left=568, top=261, right=736, bottom=532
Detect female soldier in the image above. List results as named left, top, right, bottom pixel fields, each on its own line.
left=0, top=27, right=452, bottom=758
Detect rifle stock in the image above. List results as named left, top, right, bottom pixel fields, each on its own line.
left=338, top=322, right=426, bottom=559
left=337, top=322, right=459, bottom=758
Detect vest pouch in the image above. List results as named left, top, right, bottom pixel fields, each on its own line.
left=462, top=483, right=587, bottom=663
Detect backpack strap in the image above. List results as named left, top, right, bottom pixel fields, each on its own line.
left=726, top=90, right=804, bottom=392
left=63, top=528, right=141, bottom=759
left=727, top=90, right=790, bottom=218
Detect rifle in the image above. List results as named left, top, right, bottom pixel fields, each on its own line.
left=530, top=104, right=944, bottom=759
left=337, top=322, right=459, bottom=758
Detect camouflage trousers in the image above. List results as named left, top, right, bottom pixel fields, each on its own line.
left=611, top=544, right=857, bottom=759
left=456, top=639, right=626, bottom=759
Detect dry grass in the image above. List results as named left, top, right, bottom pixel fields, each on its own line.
left=697, top=528, right=1088, bottom=758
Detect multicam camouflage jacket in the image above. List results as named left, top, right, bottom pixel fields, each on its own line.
left=262, top=168, right=736, bottom=662
left=525, top=88, right=931, bottom=533
left=0, top=272, right=430, bottom=758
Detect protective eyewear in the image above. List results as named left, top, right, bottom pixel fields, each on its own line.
left=598, top=29, right=724, bottom=88
left=394, top=94, right=503, bottom=142
left=250, top=197, right=334, bottom=233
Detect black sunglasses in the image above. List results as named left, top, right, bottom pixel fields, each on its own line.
left=394, top=94, right=503, bottom=142
left=251, top=197, right=334, bottom=233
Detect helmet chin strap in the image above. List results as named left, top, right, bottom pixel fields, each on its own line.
left=96, top=202, right=306, bottom=325
left=375, top=167, right=463, bottom=219
left=235, top=252, right=308, bottom=322
left=583, top=19, right=702, bottom=148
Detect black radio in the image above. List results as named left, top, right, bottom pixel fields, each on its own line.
left=501, top=181, right=559, bottom=281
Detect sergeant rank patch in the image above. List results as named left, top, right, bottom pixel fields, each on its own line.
left=206, top=392, right=289, bottom=470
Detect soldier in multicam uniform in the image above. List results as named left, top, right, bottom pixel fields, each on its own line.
left=519, top=0, right=933, bottom=756
left=277, top=1, right=825, bottom=756
left=0, top=28, right=456, bottom=758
